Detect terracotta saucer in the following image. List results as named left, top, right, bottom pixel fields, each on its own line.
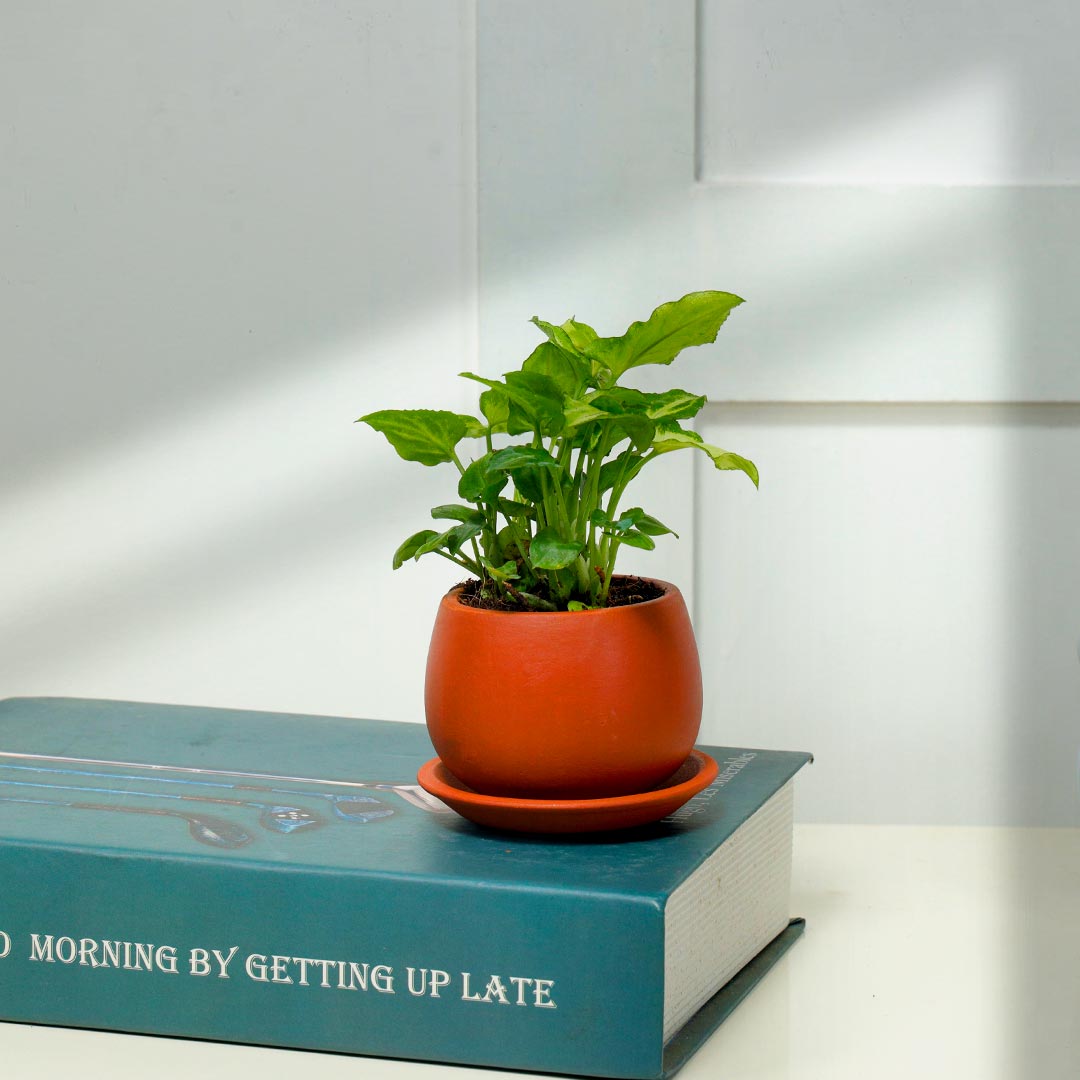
left=416, top=750, right=719, bottom=834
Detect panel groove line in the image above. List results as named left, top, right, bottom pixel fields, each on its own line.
left=698, top=400, right=1080, bottom=420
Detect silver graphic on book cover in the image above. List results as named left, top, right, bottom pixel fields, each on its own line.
left=0, top=792, right=253, bottom=848
left=0, top=762, right=397, bottom=824
left=0, top=776, right=329, bottom=834
left=0, top=749, right=451, bottom=848
left=0, top=750, right=449, bottom=813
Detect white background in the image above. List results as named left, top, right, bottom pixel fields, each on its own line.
left=3, top=1, right=1079, bottom=826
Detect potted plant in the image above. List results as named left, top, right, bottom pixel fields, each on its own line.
left=359, top=291, right=757, bottom=811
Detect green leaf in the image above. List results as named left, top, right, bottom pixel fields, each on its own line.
left=643, top=389, right=707, bottom=422
left=495, top=497, right=536, bottom=519
left=461, top=371, right=566, bottom=436
left=416, top=521, right=483, bottom=558
left=479, top=387, right=510, bottom=429
left=598, top=450, right=646, bottom=495
left=612, top=415, right=655, bottom=452
left=563, top=398, right=609, bottom=429
left=654, top=417, right=702, bottom=438
left=459, top=447, right=565, bottom=504
left=560, top=318, right=598, bottom=352
left=590, top=387, right=649, bottom=412
left=652, top=430, right=759, bottom=487
left=358, top=410, right=474, bottom=466
left=505, top=400, right=538, bottom=437
left=488, top=445, right=562, bottom=473
left=502, top=371, right=566, bottom=435
left=510, top=467, right=546, bottom=504
left=567, top=600, right=595, bottom=612
left=587, top=388, right=655, bottom=451
left=530, top=527, right=584, bottom=570
left=585, top=291, right=744, bottom=380
left=496, top=524, right=524, bottom=559
left=482, top=558, right=519, bottom=582
left=522, top=341, right=590, bottom=399
left=530, top=317, right=588, bottom=357
left=430, top=504, right=486, bottom=525
left=614, top=530, right=656, bottom=551
left=392, top=529, right=439, bottom=569
left=458, top=454, right=509, bottom=502
left=589, top=506, right=676, bottom=540
left=626, top=508, right=678, bottom=538
left=515, top=591, right=558, bottom=612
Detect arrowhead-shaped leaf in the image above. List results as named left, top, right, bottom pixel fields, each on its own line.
left=431, top=504, right=486, bottom=525
left=530, top=317, right=588, bottom=357
left=628, top=509, right=678, bottom=538
left=415, top=521, right=483, bottom=558
left=613, top=529, right=656, bottom=550
left=560, top=318, right=598, bottom=352
left=479, top=387, right=510, bottom=429
left=488, top=445, right=563, bottom=472
left=530, top=527, right=584, bottom=570
left=523, top=341, right=591, bottom=399
left=652, top=430, right=759, bottom=487
left=502, top=371, right=567, bottom=435
left=482, top=557, right=519, bottom=582
left=458, top=454, right=510, bottom=502
left=495, top=497, right=536, bottom=520
left=359, top=410, right=474, bottom=466
left=585, top=388, right=655, bottom=450
left=643, top=389, right=707, bottom=422
left=589, top=506, right=677, bottom=540
left=462, top=371, right=566, bottom=436
left=597, top=449, right=646, bottom=495
left=563, top=398, right=609, bottom=429
left=392, top=530, right=439, bottom=569
left=585, top=291, right=744, bottom=380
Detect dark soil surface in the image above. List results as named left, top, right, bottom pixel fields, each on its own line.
left=456, top=575, right=664, bottom=612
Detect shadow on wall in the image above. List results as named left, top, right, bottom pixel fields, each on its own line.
left=479, top=3, right=1080, bottom=1074
left=0, top=3, right=478, bottom=716
left=4, top=2, right=1077, bottom=774
left=1, top=3, right=474, bottom=495
left=1, top=0, right=1078, bottom=1068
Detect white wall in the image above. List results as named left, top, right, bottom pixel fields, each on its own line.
left=477, top=1, right=1080, bottom=825
left=4, top=2, right=1079, bottom=825
left=1, top=2, right=477, bottom=723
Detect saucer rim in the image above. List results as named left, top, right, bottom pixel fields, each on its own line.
left=417, top=749, right=719, bottom=818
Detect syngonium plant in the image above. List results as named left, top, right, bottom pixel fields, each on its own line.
left=359, top=290, right=757, bottom=611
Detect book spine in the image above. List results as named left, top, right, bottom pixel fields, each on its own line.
left=0, top=841, right=666, bottom=1078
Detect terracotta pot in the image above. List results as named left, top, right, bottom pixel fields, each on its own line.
left=424, top=577, right=703, bottom=799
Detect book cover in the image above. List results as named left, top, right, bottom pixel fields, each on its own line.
left=0, top=697, right=811, bottom=1078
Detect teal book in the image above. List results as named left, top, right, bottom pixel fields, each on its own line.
left=0, top=697, right=811, bottom=1078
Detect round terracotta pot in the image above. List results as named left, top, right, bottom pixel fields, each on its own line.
left=424, top=577, right=703, bottom=799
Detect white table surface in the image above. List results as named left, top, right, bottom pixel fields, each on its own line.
left=3, top=824, right=1078, bottom=1079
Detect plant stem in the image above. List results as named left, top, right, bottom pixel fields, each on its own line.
left=435, top=549, right=480, bottom=576
left=468, top=537, right=484, bottom=576
left=573, top=554, right=591, bottom=595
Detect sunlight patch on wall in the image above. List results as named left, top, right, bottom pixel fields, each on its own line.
left=704, top=75, right=1009, bottom=187
left=1, top=302, right=475, bottom=718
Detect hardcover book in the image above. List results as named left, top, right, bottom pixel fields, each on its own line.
left=0, top=697, right=812, bottom=1078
